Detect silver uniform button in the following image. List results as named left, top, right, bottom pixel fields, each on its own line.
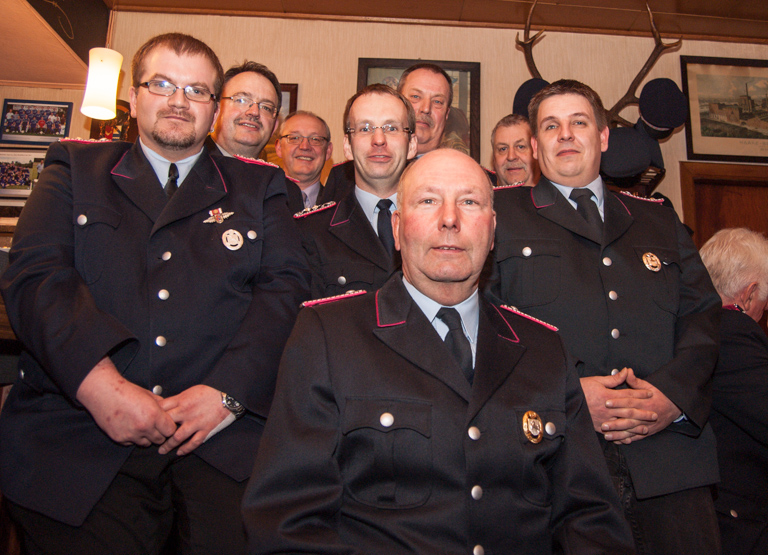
left=380, top=412, right=394, bottom=427
left=158, top=289, right=169, bottom=300
left=609, top=290, right=618, bottom=300
left=473, top=545, right=485, bottom=555
left=155, top=336, right=167, bottom=347
left=337, top=276, right=347, bottom=286
left=471, top=485, right=483, bottom=500
left=522, top=246, right=532, bottom=257
left=162, top=251, right=172, bottom=261
left=77, top=214, right=87, bottom=226
left=545, top=422, right=556, bottom=436
left=603, top=256, right=612, bottom=266
left=152, top=385, right=163, bottom=395
left=247, top=230, right=257, bottom=240
left=611, top=368, right=619, bottom=375
left=730, top=509, right=738, bottom=518
left=19, top=369, right=24, bottom=379
left=611, top=329, right=620, bottom=339
left=468, top=426, right=481, bottom=440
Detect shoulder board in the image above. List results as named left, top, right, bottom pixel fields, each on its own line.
left=493, top=182, right=525, bottom=190
left=233, top=155, right=279, bottom=168
left=500, top=305, right=559, bottom=332
left=61, top=137, right=107, bottom=144
left=302, top=290, right=366, bottom=308
left=294, top=201, right=337, bottom=219
left=619, top=191, right=664, bottom=203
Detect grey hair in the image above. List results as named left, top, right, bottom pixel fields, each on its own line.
left=700, top=227, right=768, bottom=301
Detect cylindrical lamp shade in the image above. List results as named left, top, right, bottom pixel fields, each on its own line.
left=81, top=48, right=124, bottom=120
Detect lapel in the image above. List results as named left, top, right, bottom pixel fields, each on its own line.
left=152, top=150, right=228, bottom=233
left=329, top=191, right=395, bottom=271
left=372, top=276, right=472, bottom=402
left=466, top=299, right=526, bottom=421
left=110, top=142, right=169, bottom=223
left=603, top=190, right=634, bottom=247
left=531, top=177, right=603, bottom=244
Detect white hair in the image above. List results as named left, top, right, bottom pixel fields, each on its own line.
left=700, top=227, right=768, bottom=301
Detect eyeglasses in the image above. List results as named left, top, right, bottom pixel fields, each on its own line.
left=139, top=80, right=216, bottom=103
left=345, top=124, right=412, bottom=135
left=279, top=134, right=329, bottom=146
left=221, top=95, right=278, bottom=117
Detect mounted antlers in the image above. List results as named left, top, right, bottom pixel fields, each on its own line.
left=515, top=1, right=682, bottom=128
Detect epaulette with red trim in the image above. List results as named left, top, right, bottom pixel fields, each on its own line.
left=61, top=137, right=109, bottom=144
left=619, top=191, right=664, bottom=203
left=293, top=201, right=336, bottom=219
left=493, top=181, right=525, bottom=190
left=302, top=289, right=366, bottom=308
left=232, top=155, right=280, bottom=168
left=500, top=305, right=559, bottom=332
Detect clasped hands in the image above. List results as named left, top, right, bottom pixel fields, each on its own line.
left=580, top=367, right=682, bottom=444
left=75, top=357, right=232, bottom=456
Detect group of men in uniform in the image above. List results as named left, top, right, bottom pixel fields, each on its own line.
left=0, top=31, right=723, bottom=555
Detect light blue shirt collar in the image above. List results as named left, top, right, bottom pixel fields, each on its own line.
left=302, top=181, right=321, bottom=208
left=402, top=277, right=479, bottom=364
left=139, top=138, right=203, bottom=188
left=354, top=186, right=398, bottom=235
left=551, top=175, right=605, bottom=220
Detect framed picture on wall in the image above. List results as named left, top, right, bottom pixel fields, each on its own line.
left=1, top=99, right=74, bottom=146
left=89, top=99, right=138, bottom=142
left=357, top=58, right=481, bottom=162
left=681, top=56, right=768, bottom=163
left=262, top=84, right=299, bottom=165
left=0, top=148, right=47, bottom=206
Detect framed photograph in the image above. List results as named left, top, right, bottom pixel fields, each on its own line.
left=0, top=148, right=47, bottom=206
left=357, top=58, right=481, bottom=162
left=280, top=83, right=298, bottom=120
left=1, top=99, right=73, bottom=146
left=681, top=56, right=768, bottom=163
left=89, top=99, right=138, bottom=142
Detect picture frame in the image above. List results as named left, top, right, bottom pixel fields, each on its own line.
left=357, top=58, right=481, bottom=162
left=0, top=148, right=47, bottom=206
left=89, top=99, right=138, bottom=142
left=680, top=56, right=768, bottom=164
left=1, top=99, right=74, bottom=146
left=280, top=83, right=298, bottom=120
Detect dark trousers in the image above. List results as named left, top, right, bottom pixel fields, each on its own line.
left=7, top=447, right=247, bottom=555
left=604, top=442, right=721, bottom=555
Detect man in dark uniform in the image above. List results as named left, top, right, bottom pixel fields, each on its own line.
left=0, top=33, right=309, bottom=555
left=491, top=114, right=540, bottom=188
left=489, top=79, right=721, bottom=555
left=243, top=148, right=634, bottom=555
left=295, top=84, right=417, bottom=299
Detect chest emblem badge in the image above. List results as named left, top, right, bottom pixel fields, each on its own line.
left=642, top=252, right=662, bottom=272
left=222, top=229, right=244, bottom=251
left=204, top=208, right=234, bottom=224
left=522, top=410, right=543, bottom=444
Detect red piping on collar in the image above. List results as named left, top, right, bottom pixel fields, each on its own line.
left=491, top=304, right=520, bottom=343
left=375, top=289, right=406, bottom=327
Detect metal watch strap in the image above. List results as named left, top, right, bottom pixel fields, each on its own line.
left=220, top=391, right=245, bottom=419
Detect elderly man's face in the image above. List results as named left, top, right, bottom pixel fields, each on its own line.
left=276, top=114, right=333, bottom=188
left=492, top=123, right=540, bottom=187
left=399, top=69, right=451, bottom=156
left=393, top=149, right=495, bottom=305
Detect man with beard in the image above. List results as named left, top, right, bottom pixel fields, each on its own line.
left=491, top=114, right=540, bottom=187
left=295, top=84, right=417, bottom=299
left=323, top=63, right=453, bottom=203
left=0, top=33, right=310, bottom=554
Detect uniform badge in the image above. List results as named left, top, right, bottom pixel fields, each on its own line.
left=642, top=252, right=661, bottom=272
left=204, top=208, right=234, bottom=224
left=222, top=229, right=244, bottom=251
left=522, top=410, right=543, bottom=444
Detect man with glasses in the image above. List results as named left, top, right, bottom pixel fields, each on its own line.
left=295, top=84, right=417, bottom=299
left=0, top=33, right=309, bottom=554
left=275, top=110, right=333, bottom=210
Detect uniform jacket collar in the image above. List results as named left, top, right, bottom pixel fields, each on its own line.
left=372, top=275, right=526, bottom=420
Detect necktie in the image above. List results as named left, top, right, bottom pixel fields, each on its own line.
left=569, top=188, right=602, bottom=236
left=376, top=199, right=395, bottom=258
left=165, top=163, right=179, bottom=199
left=302, top=191, right=310, bottom=209
left=437, top=307, right=474, bottom=384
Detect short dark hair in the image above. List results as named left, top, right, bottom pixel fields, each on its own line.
left=343, top=84, right=416, bottom=137
left=491, top=114, right=532, bottom=145
left=528, top=79, right=608, bottom=137
left=222, top=61, right=282, bottom=114
left=278, top=110, right=331, bottom=142
left=397, top=63, right=453, bottom=107
left=131, top=33, right=224, bottom=95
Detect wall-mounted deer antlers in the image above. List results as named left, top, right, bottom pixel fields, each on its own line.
left=515, top=1, right=682, bottom=128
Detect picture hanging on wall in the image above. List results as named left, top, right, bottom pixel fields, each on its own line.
left=262, top=83, right=299, bottom=166
left=89, top=99, right=138, bottom=142
left=681, top=55, right=768, bottom=164
left=1, top=99, right=74, bottom=146
left=357, top=58, right=481, bottom=162
left=0, top=148, right=47, bottom=206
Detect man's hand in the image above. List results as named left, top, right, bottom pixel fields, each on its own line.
left=157, top=385, right=232, bottom=456
left=580, top=368, right=658, bottom=444
left=602, top=368, right=681, bottom=444
left=76, top=357, right=177, bottom=446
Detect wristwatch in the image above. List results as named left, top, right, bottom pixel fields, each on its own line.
left=221, top=391, right=245, bottom=419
